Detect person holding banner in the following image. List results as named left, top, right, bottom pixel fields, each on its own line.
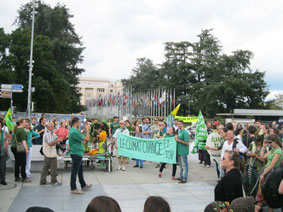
left=154, top=122, right=166, bottom=139
left=114, top=120, right=130, bottom=171
left=133, top=126, right=144, bottom=168
left=159, top=126, right=177, bottom=180
left=175, top=120, right=190, bottom=184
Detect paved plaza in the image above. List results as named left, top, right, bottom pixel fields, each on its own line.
left=1, top=153, right=280, bottom=212
left=0, top=152, right=219, bottom=212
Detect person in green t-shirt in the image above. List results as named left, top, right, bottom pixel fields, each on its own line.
left=174, top=120, right=190, bottom=184
left=158, top=126, right=177, bottom=180
left=109, top=116, right=120, bottom=137
left=69, top=117, right=92, bottom=194
left=256, top=134, right=283, bottom=211
left=90, top=119, right=100, bottom=142
left=108, top=116, right=120, bottom=156
left=10, top=118, right=29, bottom=182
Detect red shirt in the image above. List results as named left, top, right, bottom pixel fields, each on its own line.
left=55, top=127, right=69, bottom=140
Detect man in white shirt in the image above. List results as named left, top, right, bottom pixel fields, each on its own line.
left=113, top=120, right=129, bottom=171
left=221, top=129, right=248, bottom=160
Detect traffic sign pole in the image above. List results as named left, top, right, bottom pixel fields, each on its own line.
left=11, top=86, right=13, bottom=115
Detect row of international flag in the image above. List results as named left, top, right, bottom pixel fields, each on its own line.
left=85, top=88, right=176, bottom=109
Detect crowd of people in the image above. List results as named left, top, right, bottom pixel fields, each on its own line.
left=1, top=113, right=283, bottom=211
left=203, top=120, right=283, bottom=211
left=24, top=195, right=171, bottom=212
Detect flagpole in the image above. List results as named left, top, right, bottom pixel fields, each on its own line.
left=164, top=88, right=166, bottom=118
left=173, top=88, right=176, bottom=109
left=27, top=0, right=35, bottom=120
left=158, top=89, right=161, bottom=118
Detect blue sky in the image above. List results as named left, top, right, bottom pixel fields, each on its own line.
left=0, top=0, right=282, bottom=99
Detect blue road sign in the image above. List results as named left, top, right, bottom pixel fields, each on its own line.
left=12, top=84, right=24, bottom=90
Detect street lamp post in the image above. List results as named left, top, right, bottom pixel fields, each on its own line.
left=27, top=0, right=35, bottom=120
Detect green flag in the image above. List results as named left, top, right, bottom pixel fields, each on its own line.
left=4, top=108, right=14, bottom=131
left=192, top=111, right=208, bottom=153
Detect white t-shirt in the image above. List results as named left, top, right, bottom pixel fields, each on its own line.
left=221, top=138, right=248, bottom=159
left=113, top=128, right=129, bottom=139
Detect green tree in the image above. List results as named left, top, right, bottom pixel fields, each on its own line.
left=14, top=0, right=85, bottom=113
left=122, top=29, right=269, bottom=117
left=0, top=28, right=14, bottom=110
left=122, top=58, right=162, bottom=92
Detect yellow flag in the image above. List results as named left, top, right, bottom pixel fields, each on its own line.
left=171, top=104, right=180, bottom=116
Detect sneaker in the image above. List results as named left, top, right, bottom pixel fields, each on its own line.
left=71, top=189, right=83, bottom=194
left=140, top=166, right=143, bottom=169
left=117, top=165, right=122, bottom=171
left=122, top=166, right=126, bottom=171
left=1, top=181, right=7, bottom=185
left=176, top=178, right=182, bottom=181
left=82, top=184, right=92, bottom=191
left=51, top=182, right=62, bottom=186
left=199, top=161, right=203, bottom=164
left=158, top=173, right=162, bottom=178
left=178, top=180, right=187, bottom=184
left=15, top=178, right=21, bottom=182
left=133, top=165, right=139, bottom=168
left=22, top=178, right=31, bottom=183
left=206, top=165, right=210, bottom=168
left=171, top=176, right=175, bottom=180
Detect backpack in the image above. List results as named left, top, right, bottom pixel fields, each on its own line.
left=261, top=165, right=283, bottom=209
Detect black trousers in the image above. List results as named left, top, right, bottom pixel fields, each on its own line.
left=0, top=155, right=6, bottom=182
left=159, top=163, right=177, bottom=177
left=198, top=150, right=204, bottom=162
left=203, top=150, right=211, bottom=166
left=11, top=147, right=27, bottom=179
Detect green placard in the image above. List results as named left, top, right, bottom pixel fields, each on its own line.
left=117, top=133, right=177, bottom=164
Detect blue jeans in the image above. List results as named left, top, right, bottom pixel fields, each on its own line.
left=178, top=155, right=188, bottom=181
left=70, top=154, right=86, bottom=190
left=136, top=159, right=143, bottom=167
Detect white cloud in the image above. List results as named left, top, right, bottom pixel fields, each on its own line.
left=0, top=0, right=282, bottom=91
left=266, top=90, right=283, bottom=101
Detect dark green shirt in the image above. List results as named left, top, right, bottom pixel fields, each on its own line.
left=69, top=128, right=85, bottom=157
left=110, top=122, right=120, bottom=135
left=12, top=128, right=27, bottom=148
left=177, top=129, right=189, bottom=155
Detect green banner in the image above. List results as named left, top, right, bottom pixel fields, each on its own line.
left=192, top=111, right=208, bottom=153
left=117, top=133, right=177, bottom=164
left=175, top=116, right=198, bottom=123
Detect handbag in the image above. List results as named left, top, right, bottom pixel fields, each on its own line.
left=14, top=134, right=26, bottom=153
